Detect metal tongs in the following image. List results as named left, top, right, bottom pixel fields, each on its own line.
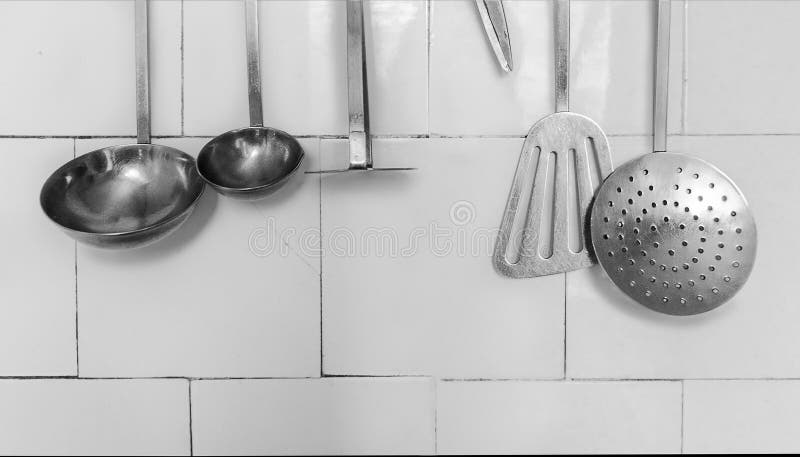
left=475, top=0, right=513, bottom=72
left=311, top=0, right=414, bottom=174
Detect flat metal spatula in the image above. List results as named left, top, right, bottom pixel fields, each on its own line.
left=493, top=0, right=613, bottom=278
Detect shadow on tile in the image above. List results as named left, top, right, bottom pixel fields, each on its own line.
left=245, top=157, right=315, bottom=213
left=78, top=187, right=219, bottom=263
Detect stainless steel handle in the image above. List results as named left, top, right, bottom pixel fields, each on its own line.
left=245, top=0, right=264, bottom=128
left=653, top=0, right=671, bottom=153
left=346, top=0, right=371, bottom=170
left=135, top=0, right=150, bottom=144
left=553, top=0, right=569, bottom=113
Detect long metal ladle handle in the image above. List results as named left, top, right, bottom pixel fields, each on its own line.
left=135, top=0, right=150, bottom=144
left=245, top=0, right=264, bottom=128
left=554, top=0, right=569, bottom=113
left=653, top=0, right=671, bottom=153
left=347, top=0, right=371, bottom=170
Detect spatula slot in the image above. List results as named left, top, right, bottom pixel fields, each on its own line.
left=567, top=147, right=583, bottom=254
left=505, top=146, right=541, bottom=264
left=538, top=151, right=558, bottom=260
left=585, top=137, right=603, bottom=191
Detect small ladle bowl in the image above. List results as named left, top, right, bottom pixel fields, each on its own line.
left=197, top=0, right=304, bottom=200
left=40, top=144, right=205, bottom=249
left=197, top=126, right=303, bottom=199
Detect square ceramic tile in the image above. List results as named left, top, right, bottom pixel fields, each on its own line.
left=76, top=137, right=320, bottom=378
left=567, top=135, right=800, bottom=379
left=686, top=1, right=800, bottom=134
left=0, top=1, right=181, bottom=136
left=571, top=0, right=685, bottom=136
left=429, top=0, right=683, bottom=136
left=437, top=380, right=682, bottom=454
left=0, top=139, right=76, bottom=376
left=321, top=138, right=564, bottom=378
left=0, top=379, right=190, bottom=456
left=191, top=378, right=435, bottom=455
left=184, top=0, right=427, bottom=137
left=363, top=0, right=429, bottom=135
left=684, top=380, right=800, bottom=453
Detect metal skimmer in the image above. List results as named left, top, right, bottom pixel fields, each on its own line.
left=494, top=0, right=612, bottom=278
left=589, top=0, right=757, bottom=315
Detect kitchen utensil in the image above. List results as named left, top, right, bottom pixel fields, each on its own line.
left=40, top=0, right=204, bottom=249
left=493, top=0, right=612, bottom=278
left=589, top=0, right=757, bottom=315
left=475, top=0, right=513, bottom=72
left=197, top=0, right=304, bottom=198
left=309, top=0, right=414, bottom=174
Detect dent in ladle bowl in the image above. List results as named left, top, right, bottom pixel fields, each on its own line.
left=196, top=126, right=305, bottom=200
left=40, top=144, right=206, bottom=249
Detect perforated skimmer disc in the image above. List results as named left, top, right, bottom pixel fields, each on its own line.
left=590, top=153, right=756, bottom=316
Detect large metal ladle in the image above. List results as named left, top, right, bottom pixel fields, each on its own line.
left=197, top=0, right=305, bottom=199
left=40, top=0, right=205, bottom=249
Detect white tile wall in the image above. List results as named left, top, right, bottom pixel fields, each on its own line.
left=320, top=138, right=564, bottom=378
left=567, top=135, right=798, bottom=379
left=0, top=1, right=181, bottom=136
left=686, top=1, right=800, bottom=134
left=184, top=0, right=427, bottom=136
left=0, top=379, right=190, bottom=455
left=0, top=139, right=76, bottom=376
left=75, top=137, right=321, bottom=378
left=429, top=0, right=684, bottom=136
left=684, top=380, right=800, bottom=454
left=3, top=0, right=798, bottom=454
left=191, top=378, right=435, bottom=455
left=437, top=380, right=682, bottom=454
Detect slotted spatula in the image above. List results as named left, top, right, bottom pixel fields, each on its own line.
left=493, top=0, right=613, bottom=278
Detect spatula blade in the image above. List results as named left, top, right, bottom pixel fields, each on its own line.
left=494, top=112, right=613, bottom=278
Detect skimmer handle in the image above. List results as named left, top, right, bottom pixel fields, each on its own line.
left=346, top=0, right=371, bottom=170
left=654, top=0, right=671, bottom=153
left=135, top=0, right=150, bottom=144
left=553, top=0, right=569, bottom=113
left=245, top=0, right=264, bottom=128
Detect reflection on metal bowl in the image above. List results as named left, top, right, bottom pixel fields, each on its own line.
left=197, top=127, right=304, bottom=200
left=40, top=144, right=205, bottom=249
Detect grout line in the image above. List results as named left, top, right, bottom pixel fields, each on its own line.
left=74, top=241, right=79, bottom=377
left=180, top=0, right=185, bottom=137
left=4, top=375, right=800, bottom=382
left=433, top=378, right=438, bottom=455
left=316, top=139, right=326, bottom=371
left=188, top=380, right=194, bottom=456
left=562, top=273, right=567, bottom=380
left=73, top=138, right=79, bottom=378
left=0, top=376, right=318, bottom=381
left=680, top=380, right=685, bottom=454
left=681, top=0, right=688, bottom=135
left=320, top=373, right=429, bottom=379
left=5, top=132, right=800, bottom=140
left=440, top=377, right=800, bottom=382
left=426, top=0, right=431, bottom=137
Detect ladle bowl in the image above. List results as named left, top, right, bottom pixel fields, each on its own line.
left=197, top=126, right=304, bottom=199
left=40, top=144, right=205, bottom=249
